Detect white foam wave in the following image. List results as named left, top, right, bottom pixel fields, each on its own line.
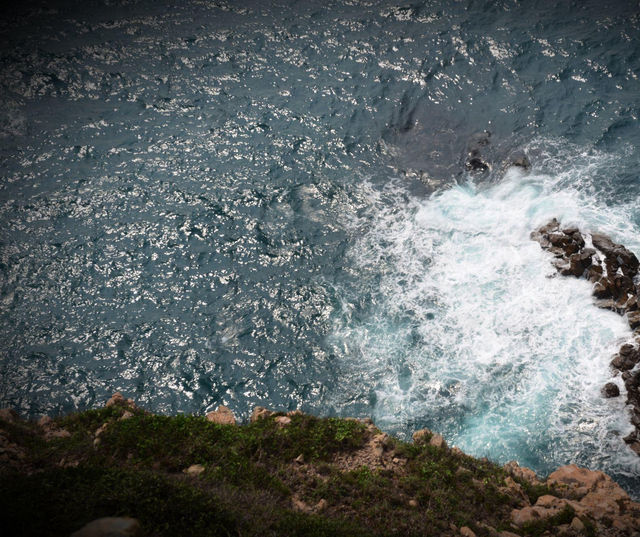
left=329, top=157, right=640, bottom=481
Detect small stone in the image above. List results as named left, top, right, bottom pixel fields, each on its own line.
left=408, top=499, right=418, bottom=508
left=184, top=464, right=205, bottom=476
left=315, top=499, right=328, bottom=512
left=570, top=517, right=585, bottom=532
left=206, top=405, right=236, bottom=425
left=275, top=416, right=291, bottom=427
left=601, top=383, right=620, bottom=398
left=120, top=411, right=134, bottom=421
left=70, top=517, right=141, bottom=537
left=294, top=453, right=305, bottom=464
left=460, top=527, right=476, bottom=537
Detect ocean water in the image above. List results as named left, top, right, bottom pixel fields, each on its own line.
left=1, top=0, right=640, bottom=494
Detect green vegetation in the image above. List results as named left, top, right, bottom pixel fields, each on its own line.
left=0, top=403, right=561, bottom=537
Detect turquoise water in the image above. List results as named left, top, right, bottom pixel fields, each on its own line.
left=1, top=1, right=639, bottom=493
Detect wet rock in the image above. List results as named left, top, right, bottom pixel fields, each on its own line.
left=610, top=344, right=640, bottom=371
left=465, top=131, right=491, bottom=173
left=509, top=150, right=530, bottom=171
left=70, top=517, right=141, bottom=537
left=205, top=405, right=236, bottom=425
left=628, top=311, right=640, bottom=330
left=601, top=383, right=620, bottom=398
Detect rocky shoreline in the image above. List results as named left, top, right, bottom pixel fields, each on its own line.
left=531, top=219, right=640, bottom=455
left=2, top=394, right=640, bottom=536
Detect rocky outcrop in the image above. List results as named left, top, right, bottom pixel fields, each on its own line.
left=508, top=463, right=640, bottom=534
left=532, top=219, right=640, bottom=455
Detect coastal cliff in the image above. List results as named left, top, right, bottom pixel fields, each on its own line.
left=1, top=394, right=639, bottom=537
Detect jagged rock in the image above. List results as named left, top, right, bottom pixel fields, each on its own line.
left=547, top=464, right=605, bottom=498
left=601, top=383, right=620, bottom=398
left=70, top=517, right=141, bottom=537
left=503, top=460, right=540, bottom=485
left=250, top=406, right=273, bottom=422
left=205, top=405, right=236, bottom=425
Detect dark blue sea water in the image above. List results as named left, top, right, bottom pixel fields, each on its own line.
left=1, top=0, right=640, bottom=494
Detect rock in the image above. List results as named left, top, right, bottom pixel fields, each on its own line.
left=465, top=131, right=491, bottom=173
left=499, top=533, right=521, bottom=537
left=184, top=464, right=205, bottom=476
left=315, top=499, right=328, bottom=512
left=70, top=517, right=141, bottom=537
left=547, top=464, right=604, bottom=498
left=429, top=433, right=448, bottom=450
left=460, top=527, right=476, bottom=537
left=610, top=345, right=640, bottom=371
left=628, top=311, right=640, bottom=330
left=412, top=428, right=432, bottom=444
left=120, top=411, right=134, bottom=421
left=408, top=499, right=418, bottom=508
left=570, top=517, right=585, bottom=532
left=205, top=405, right=236, bottom=425
left=250, top=406, right=273, bottom=422
left=275, top=416, right=291, bottom=427
left=294, top=453, right=305, bottom=464
left=509, top=151, right=531, bottom=171
left=503, top=460, right=540, bottom=485
left=591, top=233, right=617, bottom=255
left=0, top=408, right=18, bottom=422
left=38, top=415, right=53, bottom=428
left=106, top=392, right=126, bottom=407
left=601, top=382, right=620, bottom=398
left=511, top=506, right=540, bottom=526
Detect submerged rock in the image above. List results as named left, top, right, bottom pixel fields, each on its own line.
left=601, top=383, right=620, bottom=398
left=465, top=131, right=491, bottom=173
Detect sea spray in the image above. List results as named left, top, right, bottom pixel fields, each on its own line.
left=328, top=156, right=640, bottom=489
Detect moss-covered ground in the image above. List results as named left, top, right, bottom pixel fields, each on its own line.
left=0, top=402, right=558, bottom=537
